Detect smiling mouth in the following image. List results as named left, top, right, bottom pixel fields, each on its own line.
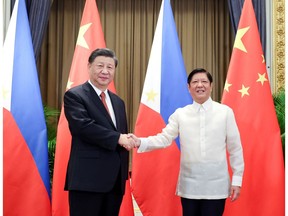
left=196, top=90, right=205, bottom=93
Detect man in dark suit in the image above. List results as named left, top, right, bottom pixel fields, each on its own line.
left=64, top=48, right=135, bottom=216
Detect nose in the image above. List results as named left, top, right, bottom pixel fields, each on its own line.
left=101, top=66, right=109, bottom=74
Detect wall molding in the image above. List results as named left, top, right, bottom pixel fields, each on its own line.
left=272, top=0, right=285, bottom=92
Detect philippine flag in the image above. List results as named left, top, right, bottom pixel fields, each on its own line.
left=2, top=0, right=51, bottom=215
left=131, top=0, right=192, bottom=215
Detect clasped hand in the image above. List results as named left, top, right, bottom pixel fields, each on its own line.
left=118, top=133, right=141, bottom=151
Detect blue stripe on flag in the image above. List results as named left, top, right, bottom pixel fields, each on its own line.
left=160, top=0, right=192, bottom=148
left=10, top=0, right=50, bottom=197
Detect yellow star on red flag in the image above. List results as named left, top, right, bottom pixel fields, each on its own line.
left=222, top=0, right=284, bottom=215
left=224, top=81, right=232, bottom=92
left=261, top=54, right=265, bottom=63
left=234, top=26, right=250, bottom=53
left=256, top=73, right=268, bottom=85
left=51, top=1, right=121, bottom=216
left=76, top=23, right=92, bottom=49
left=238, top=84, right=250, bottom=97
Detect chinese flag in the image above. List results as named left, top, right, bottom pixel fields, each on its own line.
left=221, top=0, right=285, bottom=215
left=119, top=173, right=135, bottom=216
left=51, top=0, right=133, bottom=215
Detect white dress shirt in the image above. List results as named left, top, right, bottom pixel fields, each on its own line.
left=138, top=97, right=244, bottom=199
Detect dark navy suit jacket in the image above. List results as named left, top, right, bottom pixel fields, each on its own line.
left=64, top=81, right=129, bottom=194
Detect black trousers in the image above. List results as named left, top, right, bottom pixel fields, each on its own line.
left=181, top=197, right=226, bottom=216
left=69, top=173, right=123, bottom=216
left=69, top=190, right=123, bottom=216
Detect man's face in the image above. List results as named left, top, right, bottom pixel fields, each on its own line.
left=188, top=72, right=212, bottom=104
left=88, top=56, right=115, bottom=90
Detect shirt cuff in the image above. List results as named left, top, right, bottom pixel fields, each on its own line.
left=232, top=175, right=243, bottom=186
left=137, top=138, right=148, bottom=153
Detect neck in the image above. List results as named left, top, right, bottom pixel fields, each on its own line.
left=89, top=80, right=107, bottom=92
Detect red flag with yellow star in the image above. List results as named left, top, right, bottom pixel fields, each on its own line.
left=222, top=0, right=284, bottom=215
left=51, top=0, right=134, bottom=215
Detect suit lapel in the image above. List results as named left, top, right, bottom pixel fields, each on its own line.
left=83, top=82, right=116, bottom=129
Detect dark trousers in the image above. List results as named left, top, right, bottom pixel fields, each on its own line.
left=69, top=173, right=123, bottom=216
left=181, top=197, right=226, bottom=216
left=69, top=190, right=123, bottom=216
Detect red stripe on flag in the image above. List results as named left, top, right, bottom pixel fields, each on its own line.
left=3, top=109, right=51, bottom=216
left=132, top=104, right=182, bottom=216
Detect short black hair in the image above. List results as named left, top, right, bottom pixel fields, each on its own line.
left=88, top=48, right=118, bottom=67
left=187, top=68, right=213, bottom=84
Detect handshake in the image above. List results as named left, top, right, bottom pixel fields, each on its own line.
left=118, top=133, right=141, bottom=151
